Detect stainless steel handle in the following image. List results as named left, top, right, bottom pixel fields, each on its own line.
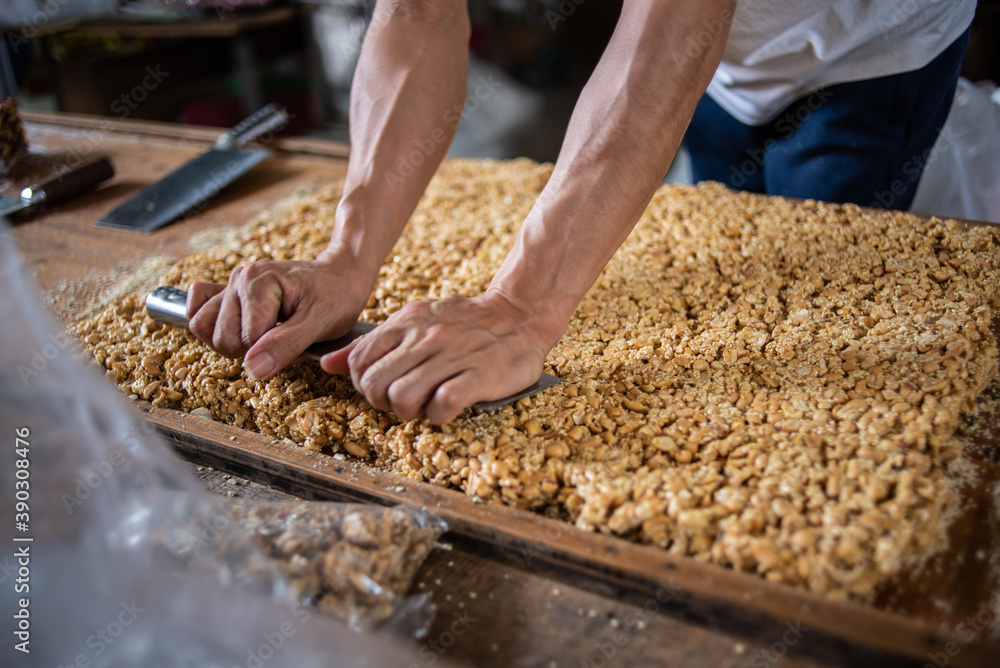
left=145, top=286, right=190, bottom=329
left=214, top=104, right=289, bottom=151
left=144, top=286, right=374, bottom=351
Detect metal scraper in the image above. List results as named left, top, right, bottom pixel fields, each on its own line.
left=144, top=286, right=560, bottom=411
left=94, top=104, right=288, bottom=233
left=0, top=156, right=114, bottom=218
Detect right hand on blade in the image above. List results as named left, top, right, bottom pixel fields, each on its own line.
left=186, top=251, right=372, bottom=380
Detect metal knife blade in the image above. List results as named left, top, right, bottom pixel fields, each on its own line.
left=0, top=196, right=23, bottom=217
left=0, top=155, right=114, bottom=217
left=94, top=104, right=288, bottom=233
left=144, top=286, right=560, bottom=411
left=94, top=149, right=269, bottom=232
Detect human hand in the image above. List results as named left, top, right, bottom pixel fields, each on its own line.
left=320, top=292, right=555, bottom=424
left=186, top=249, right=373, bottom=380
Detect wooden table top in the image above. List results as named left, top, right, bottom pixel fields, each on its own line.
left=9, top=111, right=998, bottom=668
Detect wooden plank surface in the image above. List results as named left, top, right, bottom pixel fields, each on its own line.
left=20, top=111, right=351, bottom=159
left=33, top=6, right=300, bottom=39
left=9, top=114, right=1000, bottom=667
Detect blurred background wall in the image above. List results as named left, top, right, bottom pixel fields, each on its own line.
left=1, top=0, right=998, bottom=169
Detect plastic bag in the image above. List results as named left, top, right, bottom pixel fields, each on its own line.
left=164, top=498, right=447, bottom=631
left=0, top=219, right=448, bottom=667
left=910, top=77, right=1000, bottom=224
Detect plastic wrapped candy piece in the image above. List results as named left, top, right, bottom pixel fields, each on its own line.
left=142, top=496, right=447, bottom=632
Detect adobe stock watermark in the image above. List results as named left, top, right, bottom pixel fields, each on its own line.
left=923, top=586, right=1000, bottom=668
left=16, top=327, right=73, bottom=385
left=209, top=0, right=255, bottom=22
left=60, top=420, right=157, bottom=514
left=877, top=0, right=933, bottom=39
left=109, top=65, right=170, bottom=118
left=171, top=507, right=240, bottom=558
left=749, top=619, right=810, bottom=668
left=520, top=520, right=569, bottom=567
left=861, top=516, right=912, bottom=569
left=382, top=74, right=502, bottom=192
left=56, top=599, right=145, bottom=668
left=38, top=64, right=173, bottom=179
left=5, top=0, right=75, bottom=55
left=187, top=159, right=266, bottom=215
left=332, top=10, right=371, bottom=60
left=729, top=88, right=834, bottom=189
left=870, top=123, right=956, bottom=210
left=331, top=3, right=399, bottom=60
left=579, top=578, right=680, bottom=668
left=408, top=609, right=478, bottom=667
left=182, top=110, right=295, bottom=219
left=545, top=0, right=587, bottom=30
left=235, top=600, right=314, bottom=668
left=672, top=6, right=734, bottom=70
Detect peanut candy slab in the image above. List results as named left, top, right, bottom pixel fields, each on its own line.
left=78, top=159, right=1000, bottom=600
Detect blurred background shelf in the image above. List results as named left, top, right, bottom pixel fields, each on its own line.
left=2, top=1, right=999, bottom=184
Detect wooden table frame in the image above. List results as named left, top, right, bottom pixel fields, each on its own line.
left=10, top=111, right=1000, bottom=668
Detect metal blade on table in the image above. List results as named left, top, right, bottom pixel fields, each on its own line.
left=94, top=149, right=269, bottom=232
left=0, top=193, right=25, bottom=217
left=301, top=321, right=378, bottom=359
left=94, top=104, right=288, bottom=233
left=470, top=373, right=561, bottom=411
left=144, top=285, right=561, bottom=411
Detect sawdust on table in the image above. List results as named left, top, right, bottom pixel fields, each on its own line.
left=944, top=382, right=1000, bottom=636
left=45, top=256, right=177, bottom=323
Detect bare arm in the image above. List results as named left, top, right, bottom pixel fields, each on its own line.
left=325, top=0, right=471, bottom=282
left=492, top=0, right=734, bottom=341
left=187, top=0, right=470, bottom=379
left=335, top=0, right=735, bottom=423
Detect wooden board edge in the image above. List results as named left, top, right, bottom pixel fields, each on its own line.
left=22, top=111, right=351, bottom=159
left=31, top=6, right=299, bottom=38
left=140, top=404, right=999, bottom=668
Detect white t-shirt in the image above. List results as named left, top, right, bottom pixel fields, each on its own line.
left=707, top=0, right=976, bottom=126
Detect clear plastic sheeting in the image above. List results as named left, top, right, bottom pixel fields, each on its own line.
left=911, top=77, right=1000, bottom=224
left=0, top=219, right=446, bottom=667
left=153, top=497, right=447, bottom=632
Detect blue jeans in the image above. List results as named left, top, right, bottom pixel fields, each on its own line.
left=683, top=25, right=971, bottom=210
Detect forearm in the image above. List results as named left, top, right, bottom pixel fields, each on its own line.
left=489, top=0, right=734, bottom=343
left=322, top=0, right=470, bottom=282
